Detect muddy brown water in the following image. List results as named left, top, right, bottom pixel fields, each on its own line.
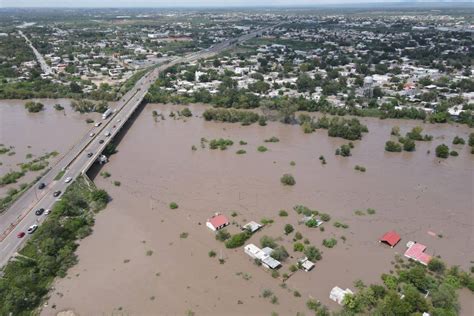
left=36, top=103, right=472, bottom=316
left=0, top=99, right=101, bottom=197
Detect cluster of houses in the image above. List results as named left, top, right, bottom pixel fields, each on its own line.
left=379, top=230, right=433, bottom=266
left=205, top=212, right=315, bottom=273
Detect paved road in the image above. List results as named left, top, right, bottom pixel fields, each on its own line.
left=0, top=24, right=278, bottom=268
left=18, top=30, right=53, bottom=75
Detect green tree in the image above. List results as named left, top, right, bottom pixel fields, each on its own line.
left=436, top=144, right=449, bottom=158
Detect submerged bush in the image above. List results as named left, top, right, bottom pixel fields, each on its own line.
left=280, top=174, right=295, bottom=186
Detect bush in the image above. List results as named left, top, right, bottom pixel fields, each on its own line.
left=257, top=145, right=268, bottom=152
left=113, top=181, right=121, bottom=186
left=280, top=174, right=295, bottom=186
left=323, top=238, right=338, bottom=248
left=181, top=107, right=192, bottom=117
left=203, top=108, right=260, bottom=124
left=354, top=165, right=366, bottom=172
left=428, top=258, right=446, bottom=273
left=279, top=210, right=288, bottom=217
left=236, top=149, right=246, bottom=154
left=239, top=140, right=247, bottom=145
left=450, top=150, right=458, bottom=157
left=385, top=140, right=402, bottom=152
left=270, top=246, right=289, bottom=261
left=216, top=229, right=231, bottom=242
left=262, top=289, right=273, bottom=298
left=209, top=138, right=233, bottom=150
left=260, top=235, right=277, bottom=248
left=54, top=103, right=64, bottom=111
left=169, top=202, right=178, bottom=209
left=316, top=117, right=368, bottom=140
left=436, top=144, right=449, bottom=158
left=225, top=231, right=251, bottom=248
left=294, top=242, right=304, bottom=252
left=452, top=136, right=465, bottom=145
left=304, top=246, right=322, bottom=261
left=208, top=250, right=217, bottom=257
left=284, top=224, right=294, bottom=235
left=24, top=101, right=44, bottom=113
left=264, top=136, right=280, bottom=143
left=320, top=213, right=331, bottom=222
left=403, top=139, right=416, bottom=152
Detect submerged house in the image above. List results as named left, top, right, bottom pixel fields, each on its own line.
left=298, top=257, right=315, bottom=272
left=206, top=213, right=230, bottom=231
left=404, top=241, right=432, bottom=266
left=330, top=286, right=353, bottom=305
left=244, top=244, right=281, bottom=270
left=379, top=230, right=401, bottom=248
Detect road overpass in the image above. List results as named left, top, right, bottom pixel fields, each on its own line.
left=0, top=24, right=279, bottom=268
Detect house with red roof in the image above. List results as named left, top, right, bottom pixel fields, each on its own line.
left=206, top=213, right=230, bottom=231
left=379, top=230, right=401, bottom=248
left=404, top=241, right=432, bottom=266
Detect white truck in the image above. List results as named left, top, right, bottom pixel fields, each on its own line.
left=102, top=108, right=114, bottom=120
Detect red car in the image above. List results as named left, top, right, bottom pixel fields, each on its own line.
left=17, top=231, right=25, bottom=238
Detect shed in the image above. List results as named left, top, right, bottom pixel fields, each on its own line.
left=330, top=286, right=353, bottom=305
left=380, top=231, right=401, bottom=248
left=206, top=213, right=230, bottom=231
left=298, top=257, right=315, bottom=272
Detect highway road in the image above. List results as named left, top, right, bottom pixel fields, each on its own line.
left=18, top=30, right=53, bottom=75
left=0, top=24, right=279, bottom=268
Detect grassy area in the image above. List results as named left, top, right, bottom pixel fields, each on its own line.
left=0, top=176, right=109, bottom=315
left=54, top=170, right=65, bottom=181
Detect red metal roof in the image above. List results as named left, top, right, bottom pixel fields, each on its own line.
left=404, top=243, right=432, bottom=265
left=380, top=231, right=401, bottom=247
left=208, top=214, right=229, bottom=228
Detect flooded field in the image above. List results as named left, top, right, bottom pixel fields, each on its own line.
left=43, top=103, right=473, bottom=315
left=0, top=99, right=100, bottom=197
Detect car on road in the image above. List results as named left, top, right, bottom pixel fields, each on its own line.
left=53, top=190, right=61, bottom=197
left=94, top=122, right=102, bottom=127
left=38, top=182, right=46, bottom=189
left=65, top=177, right=72, bottom=183
left=44, top=209, right=50, bottom=215
left=89, top=132, right=95, bottom=137
left=17, top=231, right=26, bottom=238
left=27, top=224, right=38, bottom=234
left=87, top=152, right=93, bottom=158
left=117, top=119, right=121, bottom=122
left=35, top=208, right=45, bottom=216
left=99, top=139, right=104, bottom=144
left=105, top=131, right=111, bottom=137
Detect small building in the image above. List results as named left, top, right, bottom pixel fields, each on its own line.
left=242, top=221, right=262, bottom=233
left=380, top=231, right=401, bottom=248
left=298, top=257, right=315, bottom=272
left=404, top=241, right=432, bottom=266
left=330, top=286, right=353, bottom=305
left=244, top=244, right=281, bottom=270
left=206, top=213, right=230, bottom=231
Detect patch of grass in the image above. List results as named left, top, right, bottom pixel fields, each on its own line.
left=323, top=238, right=338, bottom=248
left=264, top=136, right=280, bottom=143
left=367, top=208, right=376, bottom=215
left=257, top=145, right=268, bottom=152
left=279, top=210, right=288, bottom=217
left=239, top=140, right=247, bottom=145
left=113, top=181, right=121, bottom=186
left=236, top=149, right=247, bottom=154
left=262, top=289, right=273, bottom=298
left=100, top=171, right=111, bottom=178
left=208, top=250, right=217, bottom=257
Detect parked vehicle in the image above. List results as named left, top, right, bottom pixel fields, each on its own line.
left=65, top=177, right=72, bottom=183
left=53, top=190, right=61, bottom=197
left=17, top=231, right=25, bottom=238
left=44, top=209, right=50, bottom=215
left=99, top=139, right=104, bottom=144
left=87, top=152, right=93, bottom=157
left=38, top=182, right=46, bottom=189
left=89, top=132, right=95, bottom=137
left=94, top=122, right=102, bottom=127
left=35, top=208, right=45, bottom=216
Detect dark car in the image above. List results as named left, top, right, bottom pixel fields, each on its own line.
left=17, top=231, right=26, bottom=238
left=38, top=183, right=46, bottom=189
left=99, top=139, right=104, bottom=144
left=53, top=190, right=61, bottom=197
left=35, top=208, right=45, bottom=216
left=87, top=152, right=93, bottom=158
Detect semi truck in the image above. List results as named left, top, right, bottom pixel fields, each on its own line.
left=102, top=108, right=113, bottom=120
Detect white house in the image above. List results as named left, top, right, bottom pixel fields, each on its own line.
left=244, top=244, right=281, bottom=269
left=298, top=257, right=315, bottom=272
left=330, top=286, right=353, bottom=305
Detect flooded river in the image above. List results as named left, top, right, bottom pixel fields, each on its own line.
left=0, top=99, right=100, bottom=197
left=38, top=103, right=472, bottom=315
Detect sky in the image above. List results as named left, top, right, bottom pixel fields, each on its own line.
left=1, top=0, right=456, bottom=8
